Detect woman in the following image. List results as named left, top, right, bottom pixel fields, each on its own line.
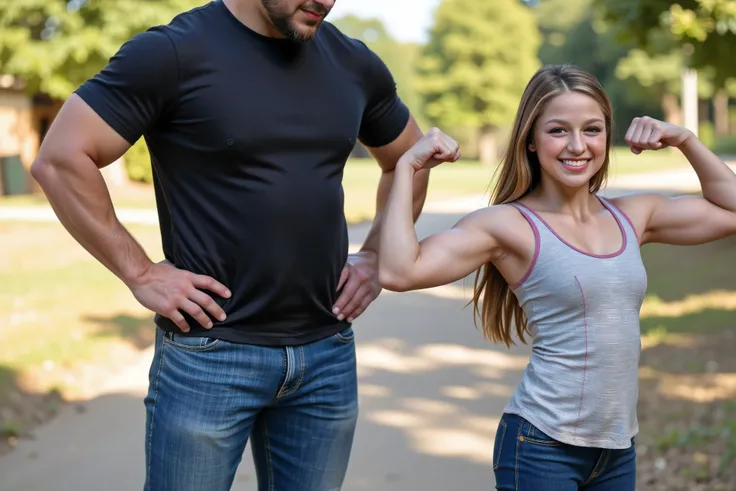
left=377, top=64, right=736, bottom=490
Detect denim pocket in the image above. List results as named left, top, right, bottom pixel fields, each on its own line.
left=493, top=417, right=508, bottom=470
left=519, top=417, right=562, bottom=447
left=163, top=331, right=224, bottom=352
left=333, top=326, right=355, bottom=344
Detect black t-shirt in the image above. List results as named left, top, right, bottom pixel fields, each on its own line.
left=75, top=0, right=410, bottom=346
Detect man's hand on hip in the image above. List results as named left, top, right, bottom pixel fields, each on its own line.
left=333, top=251, right=381, bottom=323
left=128, top=259, right=231, bottom=333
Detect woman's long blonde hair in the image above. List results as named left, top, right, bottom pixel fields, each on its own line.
left=471, top=65, right=614, bottom=347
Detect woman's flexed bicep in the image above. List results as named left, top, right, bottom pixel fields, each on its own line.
left=613, top=193, right=736, bottom=246
left=378, top=207, right=506, bottom=292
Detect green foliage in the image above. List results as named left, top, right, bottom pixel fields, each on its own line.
left=415, top=0, right=541, bottom=129
left=0, top=0, right=206, bottom=99
left=713, top=135, right=736, bottom=155
left=535, top=0, right=594, bottom=64
left=699, top=120, right=715, bottom=148
left=123, top=138, right=153, bottom=184
left=597, top=0, right=736, bottom=85
left=535, top=2, right=663, bottom=141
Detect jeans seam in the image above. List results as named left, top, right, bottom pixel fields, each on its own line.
left=515, top=419, right=522, bottom=491
left=334, top=329, right=354, bottom=344
left=162, top=335, right=224, bottom=352
left=261, top=414, right=275, bottom=491
left=271, top=348, right=292, bottom=404
left=520, top=436, right=562, bottom=447
left=279, top=346, right=305, bottom=398
left=520, top=416, right=562, bottom=447
left=493, top=419, right=507, bottom=470
left=583, top=449, right=610, bottom=485
left=145, top=339, right=167, bottom=489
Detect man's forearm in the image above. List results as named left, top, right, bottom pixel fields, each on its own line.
left=360, top=167, right=430, bottom=255
left=31, top=155, right=152, bottom=285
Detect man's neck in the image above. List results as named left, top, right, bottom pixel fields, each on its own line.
left=222, top=0, right=285, bottom=38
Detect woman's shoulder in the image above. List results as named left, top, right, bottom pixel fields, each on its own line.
left=456, top=202, right=536, bottom=248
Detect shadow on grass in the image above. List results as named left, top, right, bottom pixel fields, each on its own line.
left=83, top=313, right=155, bottom=350
left=0, top=365, right=64, bottom=454
left=640, top=235, right=736, bottom=303
left=641, top=308, right=736, bottom=337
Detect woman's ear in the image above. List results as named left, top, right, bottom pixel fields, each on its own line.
left=528, top=142, right=536, bottom=152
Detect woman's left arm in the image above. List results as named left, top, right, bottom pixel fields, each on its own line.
left=618, top=117, right=736, bottom=246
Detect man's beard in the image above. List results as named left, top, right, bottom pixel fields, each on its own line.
left=261, top=0, right=329, bottom=43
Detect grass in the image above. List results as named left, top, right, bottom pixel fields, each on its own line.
left=0, top=221, right=163, bottom=405
left=638, top=236, right=736, bottom=337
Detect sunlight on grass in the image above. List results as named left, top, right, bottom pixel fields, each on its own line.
left=640, top=366, right=736, bottom=404
left=0, top=222, right=163, bottom=399
left=641, top=291, right=736, bottom=318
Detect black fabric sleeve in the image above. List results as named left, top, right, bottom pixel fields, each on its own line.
left=357, top=42, right=411, bottom=148
left=74, top=26, right=179, bottom=145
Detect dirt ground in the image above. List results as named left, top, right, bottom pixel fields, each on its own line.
left=636, top=329, right=736, bottom=491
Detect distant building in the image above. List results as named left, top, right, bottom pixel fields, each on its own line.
left=0, top=75, right=63, bottom=196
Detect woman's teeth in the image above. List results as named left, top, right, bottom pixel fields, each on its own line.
left=561, top=159, right=589, bottom=167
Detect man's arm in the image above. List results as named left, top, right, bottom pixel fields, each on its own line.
left=331, top=115, right=427, bottom=323
left=32, top=96, right=149, bottom=283
left=331, top=40, right=431, bottom=322
left=31, top=29, right=230, bottom=332
left=359, top=114, right=427, bottom=255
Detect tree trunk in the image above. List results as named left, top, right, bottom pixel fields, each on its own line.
left=714, top=89, right=729, bottom=138
left=478, top=125, right=497, bottom=168
left=661, top=92, right=682, bottom=126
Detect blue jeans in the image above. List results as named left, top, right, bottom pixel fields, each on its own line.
left=493, top=413, right=636, bottom=491
left=143, top=326, right=359, bottom=491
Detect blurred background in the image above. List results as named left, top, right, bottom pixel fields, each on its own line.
left=0, top=1, right=735, bottom=490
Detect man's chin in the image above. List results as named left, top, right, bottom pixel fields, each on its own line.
left=288, top=24, right=320, bottom=42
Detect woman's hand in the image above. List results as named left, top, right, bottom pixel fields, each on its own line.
left=624, top=116, right=694, bottom=155
left=400, top=127, right=461, bottom=170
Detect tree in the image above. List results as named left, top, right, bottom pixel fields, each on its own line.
left=597, top=0, right=736, bottom=85
left=535, top=0, right=663, bottom=140
left=0, top=0, right=204, bottom=99
left=616, top=48, right=684, bottom=125
left=415, top=0, right=541, bottom=166
left=535, top=0, right=591, bottom=64
left=0, top=0, right=205, bottom=182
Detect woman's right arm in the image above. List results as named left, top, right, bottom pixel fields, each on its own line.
left=378, top=129, right=505, bottom=292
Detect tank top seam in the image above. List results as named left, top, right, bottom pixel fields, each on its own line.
left=508, top=203, right=541, bottom=289
left=514, top=197, right=628, bottom=259
left=572, top=275, right=589, bottom=439
left=598, top=196, right=641, bottom=245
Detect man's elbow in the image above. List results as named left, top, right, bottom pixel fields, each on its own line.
left=30, top=155, right=58, bottom=186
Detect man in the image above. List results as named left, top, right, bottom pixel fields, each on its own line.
left=30, top=0, right=431, bottom=490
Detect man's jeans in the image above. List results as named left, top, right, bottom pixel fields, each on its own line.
left=143, top=326, right=359, bottom=491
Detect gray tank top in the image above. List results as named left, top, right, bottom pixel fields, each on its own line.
left=504, top=196, right=647, bottom=449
